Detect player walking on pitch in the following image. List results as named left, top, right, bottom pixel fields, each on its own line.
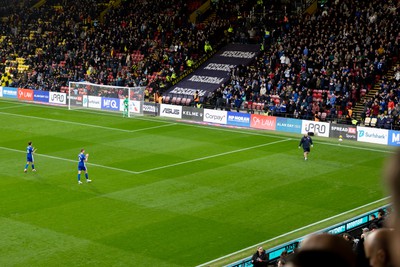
left=77, top=149, right=92, bottom=184
left=24, top=141, right=36, bottom=172
left=299, top=133, right=313, bottom=160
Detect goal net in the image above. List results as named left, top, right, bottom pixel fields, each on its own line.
left=68, top=82, right=145, bottom=117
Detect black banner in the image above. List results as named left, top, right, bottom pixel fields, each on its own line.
left=182, top=106, right=204, bottom=121
left=330, top=124, right=357, bottom=140
left=143, top=102, right=159, bottom=116
left=165, top=44, right=260, bottom=98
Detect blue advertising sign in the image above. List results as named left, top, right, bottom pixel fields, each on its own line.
left=276, top=118, right=302, bottom=133
left=33, top=90, right=49, bottom=103
left=2, top=87, right=17, bottom=98
left=101, top=97, right=120, bottom=111
left=346, top=216, right=369, bottom=230
left=227, top=112, right=251, bottom=127
left=388, top=130, right=400, bottom=146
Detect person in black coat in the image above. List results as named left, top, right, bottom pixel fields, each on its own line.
left=299, top=133, right=314, bottom=160
left=251, top=246, right=268, bottom=267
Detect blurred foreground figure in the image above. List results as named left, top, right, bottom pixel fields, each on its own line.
left=286, top=233, right=356, bottom=267
left=384, top=150, right=400, bottom=267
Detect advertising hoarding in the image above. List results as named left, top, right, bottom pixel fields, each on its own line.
left=203, top=109, right=227, bottom=124
left=250, top=114, right=276, bottom=130
left=227, top=112, right=251, bottom=127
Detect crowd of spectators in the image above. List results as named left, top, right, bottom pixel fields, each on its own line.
left=217, top=0, right=399, bottom=125
left=0, top=0, right=37, bottom=17
left=0, top=0, right=256, bottom=96
left=359, top=65, right=400, bottom=129
left=0, top=0, right=399, bottom=126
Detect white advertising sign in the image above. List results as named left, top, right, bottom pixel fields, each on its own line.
left=160, top=104, right=182, bottom=119
left=357, top=126, right=388, bottom=145
left=301, top=120, right=330, bottom=137
left=88, top=95, right=101, bottom=109
left=49, top=92, right=67, bottom=105
left=130, top=100, right=141, bottom=114
left=203, top=109, right=227, bottom=124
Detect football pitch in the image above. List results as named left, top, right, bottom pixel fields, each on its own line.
left=0, top=99, right=392, bottom=266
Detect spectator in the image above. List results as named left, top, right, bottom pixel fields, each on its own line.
left=251, top=246, right=268, bottom=267
left=383, top=149, right=400, bottom=267
left=286, top=233, right=356, bottom=267
left=364, top=228, right=394, bottom=267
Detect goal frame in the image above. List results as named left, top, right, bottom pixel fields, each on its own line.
left=68, top=81, right=145, bottom=117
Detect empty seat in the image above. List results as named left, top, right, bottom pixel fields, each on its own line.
left=370, top=117, right=377, bottom=127
left=364, top=117, right=371, bottom=126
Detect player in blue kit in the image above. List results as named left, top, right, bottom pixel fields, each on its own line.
left=24, top=141, right=36, bottom=172
left=299, top=133, right=314, bottom=160
left=77, top=148, right=92, bottom=184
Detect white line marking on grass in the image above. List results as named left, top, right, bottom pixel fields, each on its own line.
left=136, top=139, right=292, bottom=174
left=0, top=98, right=172, bottom=124
left=196, top=196, right=391, bottom=267
left=315, top=141, right=394, bottom=154
left=0, top=104, right=28, bottom=110
left=0, top=139, right=291, bottom=175
left=0, top=146, right=141, bottom=174
left=0, top=111, right=177, bottom=133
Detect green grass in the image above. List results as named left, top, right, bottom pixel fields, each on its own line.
left=0, top=99, right=392, bottom=266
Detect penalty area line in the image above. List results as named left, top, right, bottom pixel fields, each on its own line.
left=0, top=111, right=177, bottom=133
left=0, top=146, right=140, bottom=175
left=0, top=139, right=291, bottom=175
left=196, top=196, right=391, bottom=267
left=136, top=138, right=292, bottom=174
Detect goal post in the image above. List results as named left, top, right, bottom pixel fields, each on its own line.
left=68, top=82, right=145, bottom=117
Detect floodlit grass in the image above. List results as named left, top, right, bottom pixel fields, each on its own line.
left=0, top=99, right=392, bottom=266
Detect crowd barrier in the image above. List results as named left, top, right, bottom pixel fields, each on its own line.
left=226, top=205, right=389, bottom=267
left=1, top=86, right=399, bottom=146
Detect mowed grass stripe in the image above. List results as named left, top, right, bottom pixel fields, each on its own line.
left=0, top=217, right=182, bottom=267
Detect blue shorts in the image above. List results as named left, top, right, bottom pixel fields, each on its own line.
left=303, top=147, right=310, bottom=153
left=78, top=165, right=86, bottom=171
left=27, top=155, right=33, bottom=162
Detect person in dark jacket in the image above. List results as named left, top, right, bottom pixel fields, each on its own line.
left=251, top=246, right=268, bottom=267
left=299, top=133, right=313, bottom=160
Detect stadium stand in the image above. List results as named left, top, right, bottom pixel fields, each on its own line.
left=218, top=0, right=399, bottom=128
left=0, top=0, right=254, bottom=96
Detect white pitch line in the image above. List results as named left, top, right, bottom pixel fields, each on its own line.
left=0, top=139, right=291, bottom=175
left=136, top=139, right=292, bottom=174
left=315, top=141, right=394, bottom=154
left=196, top=196, right=391, bottom=267
left=0, top=104, right=28, bottom=110
left=184, top=123, right=395, bottom=154
left=0, top=146, right=140, bottom=175
left=0, top=111, right=177, bottom=133
left=0, top=98, right=173, bottom=124
left=0, top=99, right=394, bottom=155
